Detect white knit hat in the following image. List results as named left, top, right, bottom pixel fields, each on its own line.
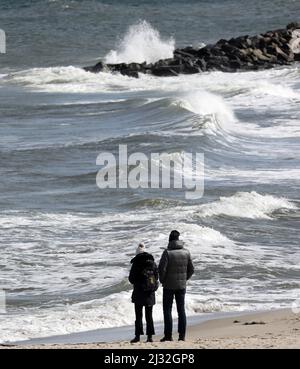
left=136, top=243, right=146, bottom=255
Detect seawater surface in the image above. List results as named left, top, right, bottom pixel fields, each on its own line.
left=0, top=0, right=299, bottom=342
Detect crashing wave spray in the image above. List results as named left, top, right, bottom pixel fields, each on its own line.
left=105, top=20, right=175, bottom=64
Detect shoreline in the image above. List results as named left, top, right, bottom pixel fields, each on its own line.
left=2, top=308, right=299, bottom=349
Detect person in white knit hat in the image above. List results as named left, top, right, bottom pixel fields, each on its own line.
left=129, top=243, right=159, bottom=343
left=136, top=242, right=146, bottom=255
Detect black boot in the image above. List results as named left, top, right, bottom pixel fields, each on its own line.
left=160, top=336, right=173, bottom=342
left=146, top=335, right=153, bottom=343
left=130, top=336, right=140, bottom=343
left=178, top=335, right=185, bottom=341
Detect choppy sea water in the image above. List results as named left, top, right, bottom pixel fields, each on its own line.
left=0, top=0, right=300, bottom=342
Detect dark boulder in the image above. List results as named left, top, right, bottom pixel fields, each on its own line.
left=121, top=70, right=139, bottom=78
left=151, top=66, right=181, bottom=76
left=216, top=39, right=228, bottom=47
left=221, top=42, right=240, bottom=55
left=84, top=61, right=105, bottom=73
left=287, top=22, right=300, bottom=30
left=182, top=64, right=201, bottom=74
left=195, top=58, right=207, bottom=71
left=228, top=36, right=249, bottom=49
left=174, top=47, right=199, bottom=58
left=210, top=46, right=226, bottom=57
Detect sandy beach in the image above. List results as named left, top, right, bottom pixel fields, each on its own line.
left=2, top=309, right=299, bottom=349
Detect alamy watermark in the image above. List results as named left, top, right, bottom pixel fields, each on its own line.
left=96, top=145, right=204, bottom=199
left=0, top=29, right=6, bottom=54
left=0, top=290, right=6, bottom=314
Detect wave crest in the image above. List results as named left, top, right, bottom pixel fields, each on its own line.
left=172, top=90, right=236, bottom=134
left=197, top=191, right=297, bottom=219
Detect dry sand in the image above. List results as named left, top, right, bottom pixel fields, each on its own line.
left=1, top=309, right=299, bottom=349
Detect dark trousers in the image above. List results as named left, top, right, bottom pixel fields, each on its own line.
left=163, top=288, right=187, bottom=338
left=134, top=304, right=155, bottom=336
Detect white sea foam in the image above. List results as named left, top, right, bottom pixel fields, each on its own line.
left=9, top=63, right=300, bottom=142
left=0, top=207, right=299, bottom=343
left=8, top=66, right=157, bottom=93
left=197, top=191, right=297, bottom=219
left=174, top=91, right=234, bottom=120
left=254, top=81, right=300, bottom=100
left=0, top=288, right=232, bottom=344
left=10, top=66, right=99, bottom=87
left=105, top=20, right=175, bottom=64
left=0, top=209, right=236, bottom=294
left=206, top=168, right=300, bottom=184
left=0, top=275, right=298, bottom=343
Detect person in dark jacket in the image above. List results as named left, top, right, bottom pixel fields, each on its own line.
left=158, top=230, right=194, bottom=342
left=129, top=243, right=159, bottom=343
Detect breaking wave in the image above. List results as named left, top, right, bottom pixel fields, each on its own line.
left=197, top=191, right=297, bottom=219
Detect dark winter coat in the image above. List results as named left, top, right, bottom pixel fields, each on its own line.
left=158, top=240, right=194, bottom=290
left=129, top=252, right=158, bottom=307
